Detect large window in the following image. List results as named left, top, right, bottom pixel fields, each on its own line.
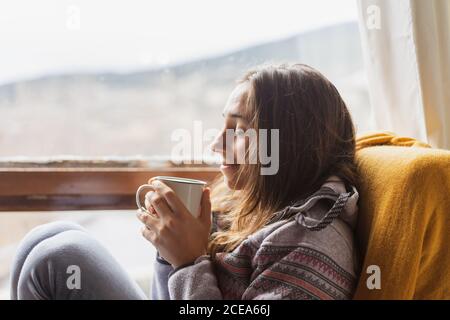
left=0, top=0, right=370, bottom=299
left=0, top=0, right=370, bottom=160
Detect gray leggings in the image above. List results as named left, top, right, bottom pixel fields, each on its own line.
left=9, top=221, right=147, bottom=300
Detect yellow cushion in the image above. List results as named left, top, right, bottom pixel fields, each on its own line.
left=353, top=132, right=450, bottom=299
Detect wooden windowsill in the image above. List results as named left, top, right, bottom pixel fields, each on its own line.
left=0, top=166, right=221, bottom=211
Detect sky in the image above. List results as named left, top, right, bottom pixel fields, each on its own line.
left=0, top=0, right=358, bottom=85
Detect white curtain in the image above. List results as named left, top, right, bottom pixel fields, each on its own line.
left=357, top=0, right=450, bottom=149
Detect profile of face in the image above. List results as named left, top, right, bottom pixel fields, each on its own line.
left=210, top=82, right=250, bottom=190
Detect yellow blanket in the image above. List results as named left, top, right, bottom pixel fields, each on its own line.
left=353, top=132, right=450, bottom=299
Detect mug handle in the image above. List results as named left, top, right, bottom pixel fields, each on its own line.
left=136, top=184, right=155, bottom=214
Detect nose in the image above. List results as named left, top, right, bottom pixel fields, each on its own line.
left=210, top=130, right=225, bottom=154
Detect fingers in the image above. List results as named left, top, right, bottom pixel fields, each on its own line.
left=137, top=208, right=159, bottom=229
left=141, top=225, right=158, bottom=246
left=148, top=179, right=189, bottom=216
left=144, top=192, right=158, bottom=216
left=145, top=187, right=174, bottom=219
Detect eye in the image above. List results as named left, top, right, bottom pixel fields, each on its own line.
left=234, top=128, right=246, bottom=137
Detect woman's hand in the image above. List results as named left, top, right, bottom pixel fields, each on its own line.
left=136, top=178, right=212, bottom=268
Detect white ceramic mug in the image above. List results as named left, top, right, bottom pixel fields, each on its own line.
left=136, top=176, right=207, bottom=218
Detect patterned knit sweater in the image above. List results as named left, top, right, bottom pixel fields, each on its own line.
left=151, top=176, right=360, bottom=300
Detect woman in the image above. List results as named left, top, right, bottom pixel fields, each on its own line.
left=10, top=64, right=360, bottom=300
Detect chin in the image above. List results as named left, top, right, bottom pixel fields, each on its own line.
left=221, top=164, right=244, bottom=190
left=224, top=177, right=236, bottom=190
left=223, top=174, right=243, bottom=190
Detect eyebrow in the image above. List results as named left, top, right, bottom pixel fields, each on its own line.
left=222, top=112, right=243, bottom=119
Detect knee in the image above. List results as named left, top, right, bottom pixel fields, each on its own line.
left=17, top=221, right=85, bottom=251
left=13, top=221, right=86, bottom=273
left=16, top=230, right=95, bottom=299
left=26, top=221, right=85, bottom=240
left=26, top=229, right=94, bottom=265
left=19, top=229, right=98, bottom=279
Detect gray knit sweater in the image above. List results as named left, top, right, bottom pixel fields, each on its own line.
left=151, top=176, right=360, bottom=300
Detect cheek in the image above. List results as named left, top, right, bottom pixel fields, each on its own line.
left=234, top=137, right=248, bottom=159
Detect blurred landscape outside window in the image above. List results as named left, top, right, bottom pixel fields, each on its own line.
left=0, top=0, right=371, bottom=298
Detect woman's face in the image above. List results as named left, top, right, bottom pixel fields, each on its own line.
left=211, top=82, right=250, bottom=190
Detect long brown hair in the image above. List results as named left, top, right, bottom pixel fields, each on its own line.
left=208, top=64, right=357, bottom=257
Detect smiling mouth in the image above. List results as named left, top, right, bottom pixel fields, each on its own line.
left=220, top=163, right=239, bottom=169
